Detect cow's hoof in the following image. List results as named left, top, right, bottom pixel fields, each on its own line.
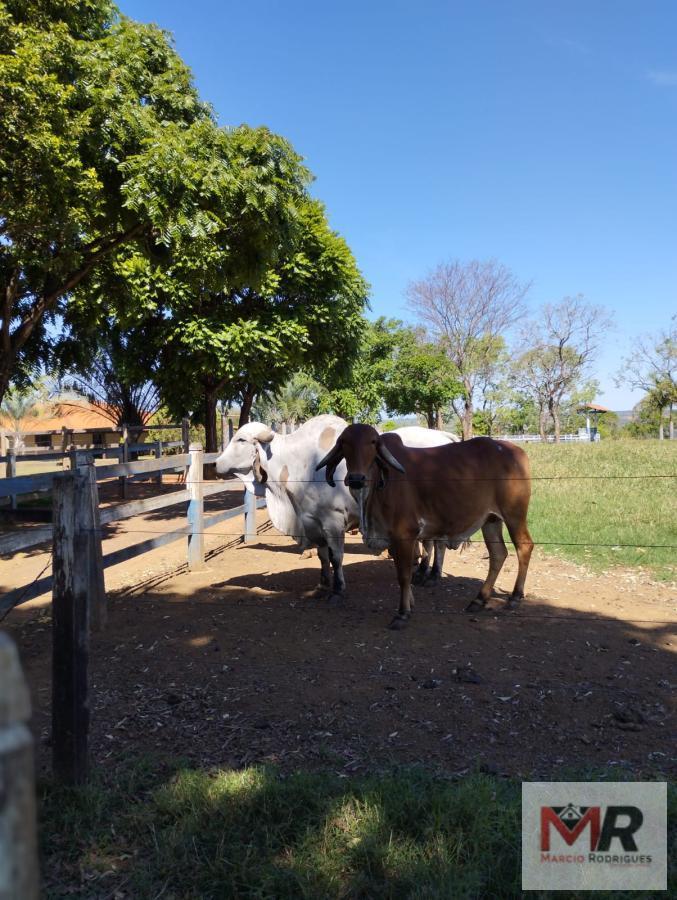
left=423, top=572, right=441, bottom=587
left=411, top=570, right=427, bottom=586
left=306, top=586, right=329, bottom=599
left=388, top=615, right=410, bottom=630
left=465, top=599, right=485, bottom=613
left=506, top=595, right=522, bottom=610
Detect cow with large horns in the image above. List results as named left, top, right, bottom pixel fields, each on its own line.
left=215, top=416, right=459, bottom=602
left=316, top=424, right=534, bottom=629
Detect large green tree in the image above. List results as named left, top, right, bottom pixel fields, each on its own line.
left=381, top=331, right=462, bottom=428
left=1, top=1, right=308, bottom=404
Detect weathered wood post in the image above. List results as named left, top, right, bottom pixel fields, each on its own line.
left=52, top=470, right=91, bottom=785
left=243, top=487, right=257, bottom=543
left=220, top=411, right=228, bottom=451
left=154, top=440, right=163, bottom=485
left=84, top=462, right=106, bottom=632
left=181, top=417, right=190, bottom=455
left=119, top=425, right=129, bottom=500
left=186, top=444, right=205, bottom=570
left=0, top=632, right=40, bottom=900
left=5, top=448, right=17, bottom=511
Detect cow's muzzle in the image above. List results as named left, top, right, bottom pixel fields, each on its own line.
left=346, top=473, right=367, bottom=490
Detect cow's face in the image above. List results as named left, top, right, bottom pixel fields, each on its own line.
left=316, top=424, right=405, bottom=490
left=215, top=423, right=275, bottom=481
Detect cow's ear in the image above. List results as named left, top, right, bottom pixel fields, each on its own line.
left=376, top=438, right=405, bottom=474
left=315, top=442, right=343, bottom=487
left=253, top=449, right=268, bottom=484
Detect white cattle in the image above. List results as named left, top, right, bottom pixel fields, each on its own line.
left=215, top=416, right=459, bottom=599
left=216, top=415, right=355, bottom=599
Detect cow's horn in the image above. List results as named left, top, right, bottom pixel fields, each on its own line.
left=315, top=443, right=343, bottom=488
left=252, top=425, right=275, bottom=443
left=376, top=440, right=405, bottom=474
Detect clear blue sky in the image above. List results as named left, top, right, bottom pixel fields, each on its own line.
left=122, top=0, right=676, bottom=410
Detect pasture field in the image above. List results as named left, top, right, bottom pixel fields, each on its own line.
left=40, top=759, right=675, bottom=898
left=522, top=440, right=677, bottom=581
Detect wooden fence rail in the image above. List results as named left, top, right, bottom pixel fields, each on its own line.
left=0, top=446, right=266, bottom=617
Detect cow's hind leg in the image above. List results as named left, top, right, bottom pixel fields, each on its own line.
left=504, top=517, right=533, bottom=609
left=425, top=540, right=446, bottom=584
left=390, top=537, right=416, bottom=629
left=466, top=516, right=507, bottom=612
left=412, top=540, right=433, bottom=585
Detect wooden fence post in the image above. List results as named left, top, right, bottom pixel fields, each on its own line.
left=5, top=448, right=17, bottom=511
left=84, top=462, right=106, bottom=632
left=186, top=444, right=205, bottom=570
left=119, top=426, right=129, bottom=500
left=154, top=440, right=163, bottom=484
left=51, top=470, right=91, bottom=785
left=181, top=417, right=190, bottom=455
left=0, top=632, right=40, bottom=899
left=243, top=487, right=257, bottom=543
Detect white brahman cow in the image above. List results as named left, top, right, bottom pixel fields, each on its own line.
left=215, top=415, right=459, bottom=599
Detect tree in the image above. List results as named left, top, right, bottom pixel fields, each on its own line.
left=406, top=259, right=529, bottom=439
left=0, top=380, right=49, bottom=449
left=382, top=332, right=462, bottom=428
left=252, top=372, right=321, bottom=429
left=514, top=296, right=611, bottom=441
left=142, top=197, right=368, bottom=449
left=1, top=3, right=308, bottom=406
left=618, top=320, right=676, bottom=439
left=56, top=319, right=162, bottom=430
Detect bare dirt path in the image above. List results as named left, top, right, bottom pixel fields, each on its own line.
left=4, top=509, right=675, bottom=780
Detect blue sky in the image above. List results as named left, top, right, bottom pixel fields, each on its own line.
left=122, top=0, right=676, bottom=410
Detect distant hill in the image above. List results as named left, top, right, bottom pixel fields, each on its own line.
left=613, top=410, right=635, bottom=424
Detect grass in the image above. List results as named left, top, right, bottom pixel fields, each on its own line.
left=520, top=440, right=677, bottom=581
left=40, top=758, right=675, bottom=899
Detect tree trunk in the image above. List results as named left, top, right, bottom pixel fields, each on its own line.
left=425, top=409, right=435, bottom=429
left=203, top=390, right=218, bottom=453
left=435, top=408, right=444, bottom=430
left=539, top=406, right=547, bottom=442
left=462, top=382, right=473, bottom=440
left=239, top=386, right=255, bottom=428
left=553, top=406, right=561, bottom=442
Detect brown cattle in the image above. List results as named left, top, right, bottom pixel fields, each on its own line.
left=316, top=424, right=534, bottom=629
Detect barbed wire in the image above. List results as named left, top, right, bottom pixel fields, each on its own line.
left=80, top=526, right=677, bottom=550
left=99, top=473, right=677, bottom=483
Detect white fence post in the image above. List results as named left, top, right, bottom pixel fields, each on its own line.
left=6, top=448, right=17, bottom=511
left=119, top=426, right=129, bottom=499
left=0, top=632, right=39, bottom=899
left=154, top=440, right=163, bottom=485
left=243, top=488, right=257, bottom=543
left=186, top=444, right=205, bottom=569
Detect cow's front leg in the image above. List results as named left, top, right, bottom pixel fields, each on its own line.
left=327, top=537, right=347, bottom=602
left=390, top=537, right=416, bottom=629
left=307, top=545, right=332, bottom=598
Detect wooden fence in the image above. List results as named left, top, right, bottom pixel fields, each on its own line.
left=1, top=445, right=266, bottom=784
left=0, top=632, right=39, bottom=898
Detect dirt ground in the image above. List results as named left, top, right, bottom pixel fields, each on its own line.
left=3, top=500, right=676, bottom=780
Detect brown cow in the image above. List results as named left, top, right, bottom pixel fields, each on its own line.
left=316, top=424, right=534, bottom=629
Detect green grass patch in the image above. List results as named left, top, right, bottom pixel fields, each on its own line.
left=519, top=440, right=677, bottom=580
left=40, top=758, right=675, bottom=898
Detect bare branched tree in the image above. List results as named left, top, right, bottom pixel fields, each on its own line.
left=617, top=317, right=676, bottom=439
left=407, top=259, right=530, bottom=438
left=514, top=295, right=612, bottom=441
